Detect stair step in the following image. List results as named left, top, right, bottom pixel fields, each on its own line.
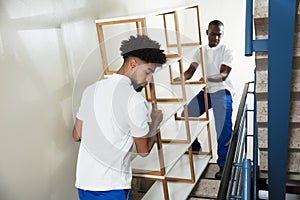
left=255, top=54, right=300, bottom=71
left=258, top=127, right=300, bottom=149
left=189, top=178, right=220, bottom=199
left=254, top=17, right=268, bottom=39
left=256, top=69, right=300, bottom=94
left=296, top=32, right=300, bottom=49
left=253, top=1, right=300, bottom=39
left=186, top=163, right=220, bottom=199
left=254, top=0, right=268, bottom=18
left=132, top=178, right=154, bottom=192
left=131, top=191, right=146, bottom=200
left=255, top=55, right=300, bottom=95
left=291, top=70, right=300, bottom=91
left=201, top=163, right=220, bottom=179
left=255, top=56, right=268, bottom=71
left=294, top=56, right=300, bottom=69
left=256, top=100, right=300, bottom=123
left=131, top=178, right=154, bottom=200
left=259, top=150, right=300, bottom=173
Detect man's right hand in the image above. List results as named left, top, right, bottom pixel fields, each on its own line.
left=173, top=76, right=185, bottom=82
left=151, top=102, right=163, bottom=126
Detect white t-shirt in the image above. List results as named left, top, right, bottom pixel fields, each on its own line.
left=75, top=74, right=149, bottom=191
left=192, top=43, right=235, bottom=95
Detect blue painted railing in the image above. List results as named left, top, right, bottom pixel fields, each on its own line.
left=245, top=0, right=297, bottom=199
left=268, top=0, right=296, bottom=199
left=217, top=82, right=255, bottom=200
left=245, top=0, right=268, bottom=56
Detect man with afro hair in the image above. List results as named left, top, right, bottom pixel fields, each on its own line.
left=73, top=35, right=166, bottom=200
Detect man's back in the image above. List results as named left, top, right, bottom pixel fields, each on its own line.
left=75, top=74, right=149, bottom=191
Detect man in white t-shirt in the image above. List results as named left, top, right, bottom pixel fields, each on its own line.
left=175, top=20, right=235, bottom=179
left=73, top=35, right=166, bottom=200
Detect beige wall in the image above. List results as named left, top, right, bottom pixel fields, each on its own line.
left=0, top=0, right=254, bottom=199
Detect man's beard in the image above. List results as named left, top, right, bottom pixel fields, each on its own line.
left=132, top=81, right=144, bottom=92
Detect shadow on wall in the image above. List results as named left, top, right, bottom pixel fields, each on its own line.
left=0, top=0, right=127, bottom=199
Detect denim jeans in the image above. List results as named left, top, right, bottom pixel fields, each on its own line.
left=187, top=89, right=233, bottom=167
left=78, top=189, right=131, bottom=200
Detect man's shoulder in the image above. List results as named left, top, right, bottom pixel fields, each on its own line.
left=220, top=43, right=234, bottom=51
left=214, top=43, right=235, bottom=56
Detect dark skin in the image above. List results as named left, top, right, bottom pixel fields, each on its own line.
left=73, top=57, right=163, bottom=157
left=174, top=23, right=232, bottom=82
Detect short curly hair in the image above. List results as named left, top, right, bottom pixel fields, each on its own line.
left=120, top=35, right=166, bottom=65
left=208, top=20, right=224, bottom=28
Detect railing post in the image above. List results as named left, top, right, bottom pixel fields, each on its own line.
left=245, top=0, right=253, bottom=56
left=242, top=159, right=251, bottom=200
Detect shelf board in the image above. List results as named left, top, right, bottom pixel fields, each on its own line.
left=160, top=119, right=208, bottom=140
left=131, top=120, right=208, bottom=177
left=141, top=154, right=211, bottom=200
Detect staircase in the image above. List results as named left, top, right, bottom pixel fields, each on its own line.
left=131, top=163, right=221, bottom=200
left=254, top=0, right=300, bottom=195
left=188, top=163, right=220, bottom=199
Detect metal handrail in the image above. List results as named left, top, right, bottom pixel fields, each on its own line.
left=216, top=82, right=252, bottom=200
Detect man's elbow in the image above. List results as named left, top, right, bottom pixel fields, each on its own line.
left=136, top=148, right=151, bottom=157
left=73, top=136, right=81, bottom=142
left=73, top=129, right=81, bottom=142
left=138, top=151, right=150, bottom=157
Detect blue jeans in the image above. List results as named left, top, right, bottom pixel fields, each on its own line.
left=187, top=89, right=233, bottom=167
left=78, top=189, right=131, bottom=200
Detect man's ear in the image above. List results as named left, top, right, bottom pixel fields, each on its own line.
left=128, top=57, right=137, bottom=69
left=206, top=29, right=208, bottom=35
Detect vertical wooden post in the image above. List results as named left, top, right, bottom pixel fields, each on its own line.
left=162, top=179, right=170, bottom=200
left=149, top=82, right=169, bottom=199
left=163, top=14, right=170, bottom=47
left=200, top=47, right=212, bottom=155
left=173, top=11, right=182, bottom=56
left=96, top=24, right=109, bottom=74
left=195, top=5, right=202, bottom=45
left=141, top=18, right=147, bottom=35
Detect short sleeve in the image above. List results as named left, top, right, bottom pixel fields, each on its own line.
left=127, top=94, right=149, bottom=138
left=222, top=46, right=235, bottom=68
left=192, top=48, right=202, bottom=64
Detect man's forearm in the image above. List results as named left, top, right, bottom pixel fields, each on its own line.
left=207, top=71, right=229, bottom=82
left=207, top=73, right=223, bottom=82
left=146, top=122, right=160, bottom=152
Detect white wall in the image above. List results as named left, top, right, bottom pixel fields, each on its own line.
left=197, top=0, right=256, bottom=117
left=0, top=0, right=255, bottom=199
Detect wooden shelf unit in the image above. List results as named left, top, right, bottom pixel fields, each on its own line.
left=95, top=3, right=202, bottom=75
left=95, top=4, right=212, bottom=200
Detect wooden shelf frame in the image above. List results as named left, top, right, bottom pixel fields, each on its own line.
left=161, top=5, right=202, bottom=49
left=94, top=4, right=212, bottom=200
left=96, top=17, right=147, bottom=75
left=95, top=3, right=202, bottom=76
